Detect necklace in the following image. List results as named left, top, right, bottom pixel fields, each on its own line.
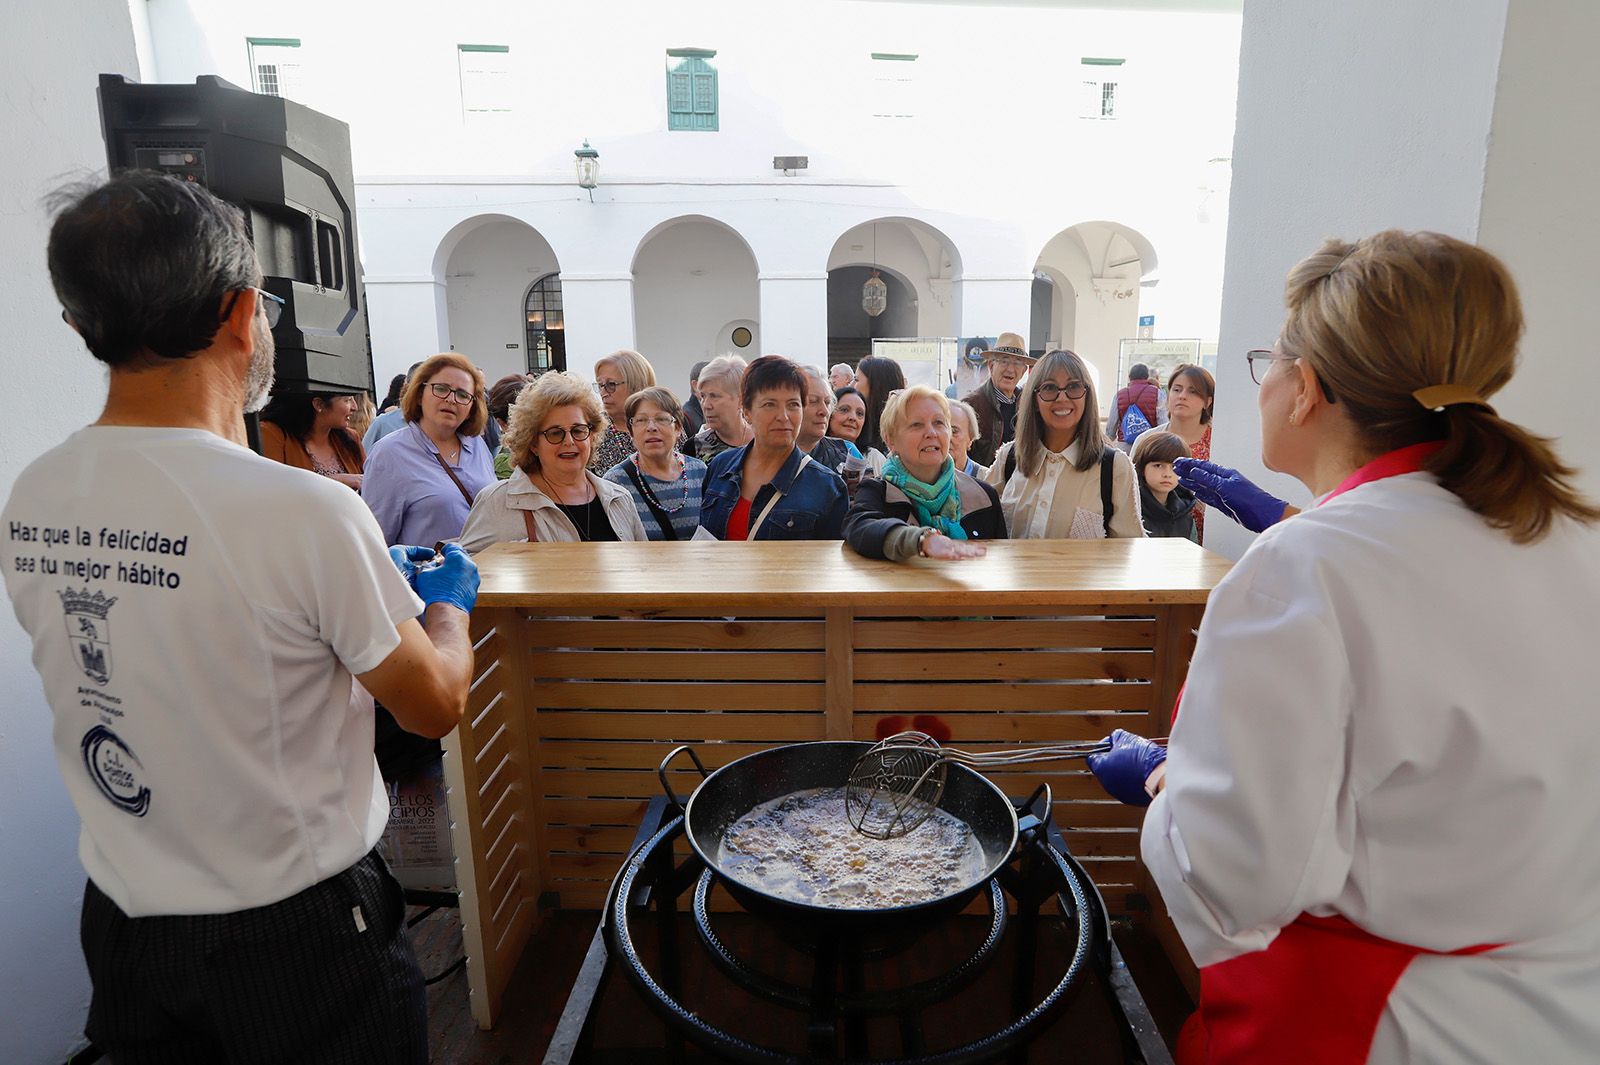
left=637, top=454, right=688, bottom=514
left=536, top=471, right=596, bottom=539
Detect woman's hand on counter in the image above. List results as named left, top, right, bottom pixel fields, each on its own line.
left=921, top=530, right=987, bottom=561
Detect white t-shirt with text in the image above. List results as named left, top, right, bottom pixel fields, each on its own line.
left=2, top=427, right=422, bottom=916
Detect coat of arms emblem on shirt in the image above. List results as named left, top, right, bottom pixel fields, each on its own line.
left=60, top=586, right=117, bottom=685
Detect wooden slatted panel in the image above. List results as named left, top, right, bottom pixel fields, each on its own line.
left=527, top=618, right=825, bottom=650
left=855, top=651, right=1155, bottom=681
left=854, top=681, right=1153, bottom=712
left=854, top=617, right=1157, bottom=649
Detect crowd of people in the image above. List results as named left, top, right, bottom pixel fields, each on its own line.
left=264, top=333, right=1234, bottom=557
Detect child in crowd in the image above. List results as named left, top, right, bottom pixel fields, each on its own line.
left=1131, top=430, right=1198, bottom=542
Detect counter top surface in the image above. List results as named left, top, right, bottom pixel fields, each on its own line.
left=471, top=538, right=1232, bottom=609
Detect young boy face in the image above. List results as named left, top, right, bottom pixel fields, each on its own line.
left=1143, top=460, right=1180, bottom=497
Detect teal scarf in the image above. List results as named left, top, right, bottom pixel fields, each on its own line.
left=882, top=456, right=967, bottom=540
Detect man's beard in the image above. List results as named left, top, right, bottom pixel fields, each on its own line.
left=242, top=314, right=276, bottom=413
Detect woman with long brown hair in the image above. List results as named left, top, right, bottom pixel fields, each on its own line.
left=1089, top=231, right=1600, bottom=1064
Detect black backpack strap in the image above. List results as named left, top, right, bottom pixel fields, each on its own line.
left=1004, top=445, right=1017, bottom=483
left=1100, top=446, right=1116, bottom=536
left=623, top=459, right=680, bottom=541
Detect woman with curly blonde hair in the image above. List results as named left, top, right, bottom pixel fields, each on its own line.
left=459, top=371, right=646, bottom=549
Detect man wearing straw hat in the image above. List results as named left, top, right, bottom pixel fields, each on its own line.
left=960, top=331, right=1036, bottom=467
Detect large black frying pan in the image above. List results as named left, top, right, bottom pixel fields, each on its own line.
left=659, top=741, right=1020, bottom=930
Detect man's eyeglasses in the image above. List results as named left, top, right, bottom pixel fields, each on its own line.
left=539, top=424, right=594, bottom=444
left=630, top=415, right=677, bottom=430
left=1035, top=381, right=1087, bottom=402
left=428, top=382, right=475, bottom=405
left=217, top=287, right=285, bottom=329
left=593, top=380, right=623, bottom=395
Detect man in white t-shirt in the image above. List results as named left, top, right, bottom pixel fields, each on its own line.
left=2, top=172, right=479, bottom=1064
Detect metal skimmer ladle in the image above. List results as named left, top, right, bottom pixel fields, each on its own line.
left=844, top=730, right=1125, bottom=840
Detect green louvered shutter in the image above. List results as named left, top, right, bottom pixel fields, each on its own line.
left=667, top=52, right=718, bottom=131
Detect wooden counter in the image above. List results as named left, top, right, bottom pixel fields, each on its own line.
left=443, top=539, right=1230, bottom=1028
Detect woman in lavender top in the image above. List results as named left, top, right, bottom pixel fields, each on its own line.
left=362, top=352, right=495, bottom=546
left=603, top=387, right=708, bottom=540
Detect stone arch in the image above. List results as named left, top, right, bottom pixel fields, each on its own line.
left=436, top=215, right=561, bottom=383
left=631, top=215, right=761, bottom=394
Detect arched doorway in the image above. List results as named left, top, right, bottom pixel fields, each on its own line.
left=1034, top=222, right=1157, bottom=391
left=439, top=216, right=561, bottom=383
left=825, top=218, right=961, bottom=369
left=524, top=273, right=565, bottom=374
left=631, top=216, right=760, bottom=394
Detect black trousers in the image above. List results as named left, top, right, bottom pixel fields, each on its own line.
left=80, top=849, right=427, bottom=1065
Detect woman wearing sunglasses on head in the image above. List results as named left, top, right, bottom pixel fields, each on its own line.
left=982, top=348, right=1145, bottom=539
left=362, top=352, right=496, bottom=547
left=459, top=371, right=646, bottom=550
left=1088, top=232, right=1600, bottom=1065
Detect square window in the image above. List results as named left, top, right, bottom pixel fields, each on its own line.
left=667, top=50, right=718, bottom=131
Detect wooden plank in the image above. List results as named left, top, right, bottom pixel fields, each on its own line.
left=542, top=797, right=653, bottom=826
left=475, top=539, right=1231, bottom=610
left=1151, top=604, right=1204, bottom=735
left=855, top=651, right=1155, bottom=682
left=854, top=619, right=1157, bottom=649
left=466, top=660, right=505, bottom=721
left=529, top=650, right=826, bottom=681
left=824, top=607, right=853, bottom=741
left=536, top=711, right=827, bottom=742
left=526, top=619, right=824, bottom=650
left=1136, top=861, right=1200, bottom=1001
left=852, top=712, right=1154, bottom=743
left=534, top=681, right=825, bottom=711
left=547, top=826, right=640, bottom=855
left=1047, top=802, right=1146, bottom=828
left=853, top=682, right=1152, bottom=712
left=536, top=740, right=783, bottom=772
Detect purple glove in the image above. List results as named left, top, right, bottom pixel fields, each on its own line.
left=387, top=544, right=437, bottom=587
left=1087, top=729, right=1168, bottom=807
left=1173, top=458, right=1287, bottom=533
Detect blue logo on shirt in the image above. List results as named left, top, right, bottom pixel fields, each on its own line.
left=80, top=725, right=150, bottom=817
left=60, top=587, right=117, bottom=685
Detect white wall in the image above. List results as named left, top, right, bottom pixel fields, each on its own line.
left=2, top=2, right=143, bottom=1060
left=443, top=221, right=560, bottom=383
left=1207, top=0, right=1512, bottom=560
left=632, top=220, right=760, bottom=394
left=1475, top=0, right=1600, bottom=506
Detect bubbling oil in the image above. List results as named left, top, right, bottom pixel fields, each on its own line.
left=716, top=787, right=988, bottom=909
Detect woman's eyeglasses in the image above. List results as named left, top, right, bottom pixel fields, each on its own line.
left=539, top=424, right=594, bottom=444
left=428, top=382, right=475, bottom=405
left=1035, top=381, right=1087, bottom=402
left=593, top=380, right=623, bottom=395
left=630, top=415, right=677, bottom=430
left=1246, top=349, right=1299, bottom=385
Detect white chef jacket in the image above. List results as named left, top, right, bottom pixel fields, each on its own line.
left=1141, top=470, right=1600, bottom=1063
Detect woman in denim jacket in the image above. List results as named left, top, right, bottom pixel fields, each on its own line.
left=699, top=356, right=848, bottom=541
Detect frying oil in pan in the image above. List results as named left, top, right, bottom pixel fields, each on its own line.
left=717, top=787, right=988, bottom=909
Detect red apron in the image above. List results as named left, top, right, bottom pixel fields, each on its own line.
left=1173, top=442, right=1502, bottom=1065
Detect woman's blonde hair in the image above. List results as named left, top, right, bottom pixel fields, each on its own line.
left=878, top=385, right=950, bottom=443
left=1282, top=230, right=1598, bottom=543
left=594, top=349, right=657, bottom=395
left=1012, top=349, right=1106, bottom=477
left=504, top=371, right=608, bottom=473
left=400, top=352, right=489, bottom=437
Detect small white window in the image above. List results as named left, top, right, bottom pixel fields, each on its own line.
left=247, top=39, right=303, bottom=100
left=1079, top=57, right=1124, bottom=120
left=459, top=45, right=513, bottom=118
left=871, top=53, right=919, bottom=120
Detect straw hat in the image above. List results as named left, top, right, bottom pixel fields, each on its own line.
left=980, top=332, right=1035, bottom=364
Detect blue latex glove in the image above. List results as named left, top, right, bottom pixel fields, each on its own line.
left=387, top=545, right=437, bottom=587
left=1173, top=458, right=1288, bottom=533
left=414, top=543, right=480, bottom=613
left=1087, top=729, right=1168, bottom=807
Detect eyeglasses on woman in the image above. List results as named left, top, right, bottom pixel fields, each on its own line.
left=428, top=382, right=475, bottom=405
left=1035, top=381, right=1087, bottom=402
left=539, top=424, right=594, bottom=444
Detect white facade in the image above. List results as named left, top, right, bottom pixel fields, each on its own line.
left=141, top=0, right=1245, bottom=394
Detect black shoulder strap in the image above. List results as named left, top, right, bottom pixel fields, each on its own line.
left=1004, top=446, right=1017, bottom=483
left=623, top=459, right=679, bottom=541
left=1100, top=447, right=1115, bottom=536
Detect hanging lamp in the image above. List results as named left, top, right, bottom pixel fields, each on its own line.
left=862, top=223, right=888, bottom=318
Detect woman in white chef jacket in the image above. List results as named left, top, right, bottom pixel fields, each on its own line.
left=1088, top=230, right=1600, bottom=1065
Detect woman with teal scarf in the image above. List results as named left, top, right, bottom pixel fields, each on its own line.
left=844, top=386, right=1008, bottom=561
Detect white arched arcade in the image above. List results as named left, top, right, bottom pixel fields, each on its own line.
left=631, top=215, right=761, bottom=396
left=1034, top=221, right=1158, bottom=390
left=436, top=215, right=562, bottom=383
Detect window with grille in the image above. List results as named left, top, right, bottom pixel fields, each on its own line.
left=1080, top=57, right=1124, bottom=120
left=459, top=44, right=512, bottom=118
left=525, top=274, right=565, bottom=373
left=667, top=49, right=718, bottom=131
left=870, top=53, right=919, bottom=120
left=247, top=38, right=302, bottom=99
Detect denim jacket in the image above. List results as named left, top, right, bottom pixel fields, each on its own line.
left=700, top=443, right=848, bottom=540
